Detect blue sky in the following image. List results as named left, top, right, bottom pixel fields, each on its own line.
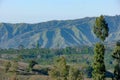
left=0, top=0, right=120, bottom=23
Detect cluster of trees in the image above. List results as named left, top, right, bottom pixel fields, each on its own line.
left=48, top=15, right=120, bottom=80
left=2, top=60, right=42, bottom=80
left=44, top=15, right=118, bottom=80
left=4, top=59, right=38, bottom=74
left=49, top=56, right=84, bottom=80
left=0, top=46, right=94, bottom=65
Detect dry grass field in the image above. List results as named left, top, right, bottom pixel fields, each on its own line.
left=0, top=59, right=114, bottom=80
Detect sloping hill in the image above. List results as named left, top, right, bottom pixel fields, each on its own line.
left=0, top=15, right=120, bottom=48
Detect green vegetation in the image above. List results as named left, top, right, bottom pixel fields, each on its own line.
left=28, top=60, right=38, bottom=72
left=92, top=43, right=106, bottom=80
left=0, top=45, right=116, bottom=80
left=112, top=41, right=120, bottom=80
left=93, top=15, right=109, bottom=41
left=49, top=56, right=69, bottom=80
left=92, top=15, right=109, bottom=80
left=49, top=56, right=83, bottom=80
left=4, top=61, right=11, bottom=73
left=11, top=60, right=19, bottom=74
left=0, top=46, right=93, bottom=65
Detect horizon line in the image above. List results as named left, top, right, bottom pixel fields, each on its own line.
left=0, top=14, right=119, bottom=24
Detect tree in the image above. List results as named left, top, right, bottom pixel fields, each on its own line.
left=93, top=15, right=109, bottom=41
left=28, top=60, right=38, bottom=72
left=68, top=67, right=84, bottom=80
left=49, top=56, right=68, bottom=80
left=4, top=61, right=11, bottom=73
left=112, top=41, right=120, bottom=80
left=92, top=15, right=109, bottom=80
left=92, top=43, right=106, bottom=80
left=49, top=56, right=83, bottom=80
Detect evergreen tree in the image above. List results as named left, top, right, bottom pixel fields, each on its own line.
left=49, top=56, right=83, bottom=80
left=49, top=56, right=68, bottom=80
left=68, top=67, right=77, bottom=80
left=112, top=41, right=120, bottom=80
left=93, top=15, right=109, bottom=41
left=92, top=43, right=106, bottom=80
left=68, top=67, right=84, bottom=80
left=92, top=15, right=109, bottom=80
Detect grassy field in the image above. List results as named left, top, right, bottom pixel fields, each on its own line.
left=0, top=58, right=114, bottom=80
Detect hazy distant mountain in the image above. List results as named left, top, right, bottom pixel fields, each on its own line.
left=0, top=15, right=120, bottom=48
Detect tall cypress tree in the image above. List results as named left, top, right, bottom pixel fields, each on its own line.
left=93, top=15, right=109, bottom=41
left=112, top=41, right=120, bottom=80
left=92, top=15, right=109, bottom=80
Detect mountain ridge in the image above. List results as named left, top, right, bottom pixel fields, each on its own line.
left=0, top=15, right=120, bottom=48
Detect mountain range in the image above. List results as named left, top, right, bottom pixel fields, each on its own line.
left=0, top=15, right=120, bottom=49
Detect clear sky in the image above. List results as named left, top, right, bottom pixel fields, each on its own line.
left=0, top=0, right=120, bottom=23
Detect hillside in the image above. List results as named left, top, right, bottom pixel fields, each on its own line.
left=0, top=15, right=120, bottom=48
